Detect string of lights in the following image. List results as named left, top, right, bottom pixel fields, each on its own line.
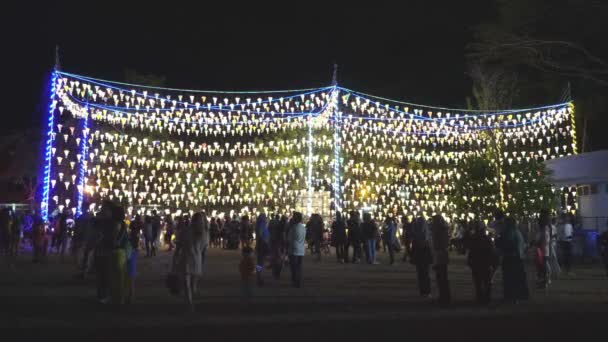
left=40, top=71, right=577, bottom=221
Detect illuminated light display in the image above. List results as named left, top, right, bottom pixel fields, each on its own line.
left=40, top=71, right=577, bottom=220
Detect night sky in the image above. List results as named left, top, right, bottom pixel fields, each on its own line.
left=5, top=1, right=606, bottom=148
left=5, top=2, right=494, bottom=131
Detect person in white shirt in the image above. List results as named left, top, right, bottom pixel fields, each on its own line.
left=548, top=218, right=561, bottom=279
left=287, top=212, right=306, bottom=288
left=558, top=213, right=574, bottom=274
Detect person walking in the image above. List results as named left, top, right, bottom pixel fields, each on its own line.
left=287, top=212, right=306, bottom=288
left=465, top=221, right=498, bottom=305
left=172, top=212, right=205, bottom=312
left=332, top=212, right=347, bottom=263
left=411, top=216, right=432, bottom=298
left=496, top=217, right=529, bottom=304
left=431, top=215, right=451, bottom=306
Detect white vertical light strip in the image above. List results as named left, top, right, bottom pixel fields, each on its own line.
left=332, top=88, right=341, bottom=215
left=306, top=111, right=313, bottom=216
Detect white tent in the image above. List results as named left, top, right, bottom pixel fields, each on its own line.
left=545, top=150, right=608, bottom=231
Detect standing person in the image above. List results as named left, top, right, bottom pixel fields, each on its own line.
left=401, top=215, right=414, bottom=263
left=383, top=216, right=397, bottom=265
left=209, top=217, right=219, bottom=248
left=332, top=212, right=347, bottom=263
left=56, top=211, right=69, bottom=262
left=345, top=211, right=361, bottom=263
left=72, top=210, right=91, bottom=267
left=164, top=215, right=174, bottom=252
left=172, top=212, right=205, bottom=312
left=558, top=213, right=574, bottom=275
left=465, top=221, right=498, bottom=305
left=151, top=211, right=161, bottom=256
left=126, top=215, right=142, bottom=303
left=240, top=215, right=252, bottom=249
left=496, top=217, right=529, bottom=304
left=94, top=201, right=115, bottom=304
left=548, top=217, right=561, bottom=280
left=411, top=216, right=432, bottom=298
left=255, top=213, right=270, bottom=286
left=32, top=215, right=47, bottom=263
left=0, top=208, right=9, bottom=261
left=80, top=211, right=101, bottom=279
left=269, top=214, right=286, bottom=279
left=108, top=205, right=130, bottom=306
left=361, top=213, right=379, bottom=264
left=535, top=210, right=551, bottom=289
left=199, top=212, right=210, bottom=283
left=287, top=212, right=306, bottom=288
left=431, top=215, right=451, bottom=306
left=220, top=217, right=228, bottom=249
left=144, top=215, right=153, bottom=257
left=599, top=220, right=608, bottom=277
left=240, top=246, right=255, bottom=299
left=307, top=214, right=323, bottom=262
left=5, top=209, right=19, bottom=268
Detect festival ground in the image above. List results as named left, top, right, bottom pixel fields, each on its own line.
left=1, top=248, right=607, bottom=340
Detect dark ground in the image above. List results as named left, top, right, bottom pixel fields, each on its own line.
left=1, top=247, right=606, bottom=341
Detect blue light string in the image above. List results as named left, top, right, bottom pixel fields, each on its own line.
left=41, top=71, right=57, bottom=221
left=58, top=72, right=332, bottom=112
left=58, top=70, right=329, bottom=94
left=338, top=105, right=564, bottom=129
left=64, top=94, right=319, bottom=127
left=62, top=89, right=321, bottom=117
left=76, top=110, right=89, bottom=217
left=339, top=86, right=571, bottom=115
left=331, top=109, right=559, bottom=137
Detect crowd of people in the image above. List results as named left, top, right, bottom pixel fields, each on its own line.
left=1, top=203, right=608, bottom=312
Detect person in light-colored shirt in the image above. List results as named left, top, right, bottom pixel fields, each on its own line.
left=287, top=212, right=306, bottom=288
left=558, top=214, right=574, bottom=274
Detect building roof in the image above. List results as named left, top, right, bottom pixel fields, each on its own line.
left=545, top=150, right=608, bottom=186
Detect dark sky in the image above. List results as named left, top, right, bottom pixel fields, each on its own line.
left=7, top=1, right=607, bottom=150
left=6, top=1, right=495, bottom=133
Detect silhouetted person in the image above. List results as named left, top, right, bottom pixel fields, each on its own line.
left=411, top=216, right=432, bottom=297
left=332, top=212, right=347, bottom=263
left=465, top=221, right=498, bottom=305
left=383, top=216, right=397, bottom=265
left=431, top=215, right=451, bottom=306
left=288, top=212, right=306, bottom=288
left=496, top=217, right=529, bottom=303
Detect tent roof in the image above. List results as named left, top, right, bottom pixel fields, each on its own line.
left=545, top=150, right=608, bottom=186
